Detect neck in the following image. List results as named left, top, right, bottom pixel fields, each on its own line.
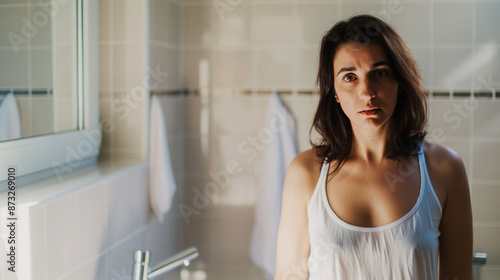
left=350, top=126, right=390, bottom=165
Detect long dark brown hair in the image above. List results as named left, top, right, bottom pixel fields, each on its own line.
left=311, top=14, right=427, bottom=176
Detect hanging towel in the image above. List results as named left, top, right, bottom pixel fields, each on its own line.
left=148, top=95, right=177, bottom=222
left=250, top=92, right=298, bottom=280
left=0, top=92, right=21, bottom=141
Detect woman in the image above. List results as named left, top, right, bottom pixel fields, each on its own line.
left=275, top=15, right=472, bottom=279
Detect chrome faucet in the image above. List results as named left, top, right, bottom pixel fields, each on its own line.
left=132, top=246, right=199, bottom=280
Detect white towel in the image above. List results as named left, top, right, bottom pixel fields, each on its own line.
left=148, top=95, right=177, bottom=222
left=250, top=92, right=298, bottom=279
left=0, top=92, right=21, bottom=141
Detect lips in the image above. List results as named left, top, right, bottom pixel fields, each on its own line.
left=358, top=107, right=380, bottom=113
left=358, top=107, right=381, bottom=116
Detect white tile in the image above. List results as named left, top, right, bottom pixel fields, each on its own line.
left=296, top=48, right=319, bottom=89
left=472, top=184, right=500, bottom=224
left=473, top=101, right=500, bottom=138
left=99, top=0, right=112, bottom=42
left=433, top=3, right=473, bottom=45
left=30, top=48, right=52, bottom=88
left=0, top=6, right=28, bottom=47
left=29, top=205, right=47, bottom=280
left=212, top=174, right=255, bottom=207
left=213, top=3, right=251, bottom=47
left=51, top=0, right=77, bottom=44
left=111, top=91, right=146, bottom=150
left=473, top=225, right=500, bottom=266
left=99, top=45, right=111, bottom=89
left=211, top=96, right=252, bottom=135
left=253, top=4, right=293, bottom=45
left=296, top=3, right=339, bottom=46
left=0, top=49, right=28, bottom=88
left=481, top=266, right=500, bottom=280
left=111, top=0, right=147, bottom=42
left=184, top=96, right=205, bottom=137
left=429, top=100, right=472, bottom=139
left=183, top=49, right=211, bottom=88
left=208, top=217, right=254, bottom=266
left=184, top=137, right=212, bottom=175
left=150, top=0, right=180, bottom=44
left=289, top=95, right=319, bottom=151
left=475, top=2, right=500, bottom=45
left=389, top=3, right=430, bottom=44
left=254, top=48, right=292, bottom=88
left=31, top=96, right=54, bottom=136
left=106, top=167, right=148, bottom=246
left=150, top=46, right=180, bottom=90
left=112, top=44, right=147, bottom=89
left=60, top=270, right=79, bottom=280
left=77, top=181, right=108, bottom=264
left=78, top=254, right=106, bottom=280
left=409, top=48, right=431, bottom=89
left=216, top=268, right=254, bottom=280
left=46, top=194, right=78, bottom=280
left=473, top=47, right=500, bottom=93
left=209, top=136, right=255, bottom=178
left=340, top=3, right=385, bottom=21
left=180, top=267, right=218, bottom=280
left=184, top=4, right=212, bottom=46
left=53, top=44, right=75, bottom=89
left=432, top=48, right=473, bottom=91
left=183, top=174, right=215, bottom=219
left=213, top=49, right=252, bottom=88
left=113, top=149, right=145, bottom=162
left=250, top=94, right=270, bottom=133
left=472, top=141, right=500, bottom=181
left=29, top=4, right=52, bottom=46
left=159, top=95, right=182, bottom=136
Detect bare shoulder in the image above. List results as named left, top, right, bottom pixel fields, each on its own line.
left=289, top=148, right=324, bottom=175
left=284, top=148, right=325, bottom=203
left=422, top=140, right=466, bottom=175
left=421, top=140, right=469, bottom=207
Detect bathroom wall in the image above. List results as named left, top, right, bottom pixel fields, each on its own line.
left=181, top=0, right=500, bottom=279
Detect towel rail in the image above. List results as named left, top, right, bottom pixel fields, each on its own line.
left=132, top=246, right=199, bottom=280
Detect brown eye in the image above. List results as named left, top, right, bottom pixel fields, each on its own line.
left=374, top=69, right=387, bottom=78
left=343, top=74, right=356, bottom=82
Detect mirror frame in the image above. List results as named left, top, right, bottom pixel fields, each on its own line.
left=0, top=0, right=100, bottom=184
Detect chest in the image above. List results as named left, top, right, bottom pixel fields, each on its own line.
left=325, top=158, right=422, bottom=228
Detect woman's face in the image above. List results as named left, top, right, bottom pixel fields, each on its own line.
left=333, top=41, right=399, bottom=133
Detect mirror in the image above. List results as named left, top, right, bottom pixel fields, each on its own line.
left=0, top=0, right=100, bottom=185
left=0, top=0, right=79, bottom=142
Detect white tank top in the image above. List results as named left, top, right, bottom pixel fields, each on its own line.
left=307, top=144, right=442, bottom=279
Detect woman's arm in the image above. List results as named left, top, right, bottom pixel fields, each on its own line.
left=425, top=142, right=473, bottom=280
left=275, top=152, right=318, bottom=280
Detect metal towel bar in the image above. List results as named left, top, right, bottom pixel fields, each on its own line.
left=132, top=246, right=199, bottom=280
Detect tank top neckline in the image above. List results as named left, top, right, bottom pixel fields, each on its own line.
left=320, top=145, right=426, bottom=232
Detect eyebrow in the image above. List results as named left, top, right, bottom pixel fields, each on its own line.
left=336, top=61, right=391, bottom=77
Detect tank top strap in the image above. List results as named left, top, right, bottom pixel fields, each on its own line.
left=417, top=142, right=443, bottom=214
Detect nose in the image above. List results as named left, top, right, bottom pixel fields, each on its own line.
left=359, top=79, right=375, bottom=101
